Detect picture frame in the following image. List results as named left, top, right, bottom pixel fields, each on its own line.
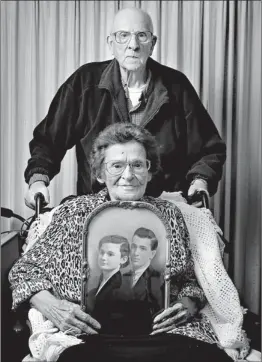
left=80, top=201, right=172, bottom=334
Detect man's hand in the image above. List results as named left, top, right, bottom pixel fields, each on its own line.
left=151, top=297, right=198, bottom=335
left=188, top=178, right=210, bottom=208
left=30, top=290, right=101, bottom=336
left=25, top=181, right=50, bottom=210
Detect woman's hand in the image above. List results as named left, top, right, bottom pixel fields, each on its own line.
left=30, top=290, right=101, bottom=336
left=151, top=297, right=198, bottom=335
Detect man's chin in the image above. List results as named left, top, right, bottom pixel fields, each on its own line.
left=123, top=61, right=142, bottom=71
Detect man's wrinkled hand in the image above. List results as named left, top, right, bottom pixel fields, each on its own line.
left=151, top=297, right=198, bottom=335
left=188, top=179, right=210, bottom=208
left=25, top=181, right=50, bottom=210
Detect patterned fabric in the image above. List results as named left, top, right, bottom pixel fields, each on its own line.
left=8, top=189, right=217, bottom=345
left=128, top=98, right=148, bottom=126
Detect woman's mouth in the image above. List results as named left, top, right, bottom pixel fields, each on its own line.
left=120, top=185, right=136, bottom=189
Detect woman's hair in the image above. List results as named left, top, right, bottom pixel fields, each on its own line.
left=98, top=235, right=130, bottom=268
left=90, top=123, right=161, bottom=179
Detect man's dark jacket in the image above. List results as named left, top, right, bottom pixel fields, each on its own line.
left=130, top=266, right=164, bottom=315
left=25, top=58, right=226, bottom=196
left=122, top=265, right=164, bottom=334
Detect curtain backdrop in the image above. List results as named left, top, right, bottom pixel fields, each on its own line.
left=1, top=1, right=261, bottom=314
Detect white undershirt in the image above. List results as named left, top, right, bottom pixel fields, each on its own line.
left=132, top=261, right=151, bottom=287
left=128, top=84, right=147, bottom=107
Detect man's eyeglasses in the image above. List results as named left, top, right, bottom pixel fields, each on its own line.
left=104, top=160, right=151, bottom=176
left=111, top=31, right=153, bottom=44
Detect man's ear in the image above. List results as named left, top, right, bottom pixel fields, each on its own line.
left=121, top=256, right=128, bottom=266
left=107, top=35, right=114, bottom=55
left=147, top=172, right=152, bottom=182
left=149, top=36, right=157, bottom=56
left=150, top=249, right=157, bottom=260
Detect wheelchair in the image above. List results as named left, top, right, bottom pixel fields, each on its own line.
left=1, top=192, right=261, bottom=362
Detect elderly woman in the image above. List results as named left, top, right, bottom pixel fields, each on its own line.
left=9, top=123, right=248, bottom=362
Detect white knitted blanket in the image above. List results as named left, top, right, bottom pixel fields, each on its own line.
left=22, top=308, right=83, bottom=362
left=160, top=192, right=260, bottom=362
left=22, top=193, right=259, bottom=361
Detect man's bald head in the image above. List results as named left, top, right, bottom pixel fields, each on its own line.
left=111, top=8, right=154, bottom=34
left=107, top=7, right=156, bottom=74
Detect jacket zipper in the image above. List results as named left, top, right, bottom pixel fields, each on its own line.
left=141, top=99, right=169, bottom=128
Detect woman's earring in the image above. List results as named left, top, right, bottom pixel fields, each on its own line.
left=97, top=177, right=105, bottom=184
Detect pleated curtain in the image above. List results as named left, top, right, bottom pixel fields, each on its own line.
left=1, top=0, right=261, bottom=314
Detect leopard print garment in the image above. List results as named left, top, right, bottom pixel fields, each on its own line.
left=9, top=189, right=218, bottom=344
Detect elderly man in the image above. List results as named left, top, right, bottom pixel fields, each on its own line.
left=25, top=7, right=226, bottom=209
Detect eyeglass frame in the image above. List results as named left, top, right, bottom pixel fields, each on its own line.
left=104, top=159, right=151, bottom=176
left=110, top=30, right=154, bottom=44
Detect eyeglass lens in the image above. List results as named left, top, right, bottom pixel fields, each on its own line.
left=106, top=160, right=150, bottom=175
left=115, top=31, right=152, bottom=44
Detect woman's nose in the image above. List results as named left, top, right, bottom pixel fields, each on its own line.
left=121, top=165, right=134, bottom=180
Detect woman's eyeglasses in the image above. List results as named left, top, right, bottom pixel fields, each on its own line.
left=104, top=160, right=151, bottom=176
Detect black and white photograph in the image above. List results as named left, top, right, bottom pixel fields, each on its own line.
left=82, top=201, right=170, bottom=335
left=1, top=1, right=261, bottom=362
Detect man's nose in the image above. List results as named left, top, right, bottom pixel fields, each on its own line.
left=133, top=248, right=139, bottom=256
left=128, top=34, right=140, bottom=50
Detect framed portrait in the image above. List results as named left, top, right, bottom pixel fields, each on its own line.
left=81, top=201, right=172, bottom=335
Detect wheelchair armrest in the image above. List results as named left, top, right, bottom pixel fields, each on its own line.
left=11, top=305, right=31, bottom=335
left=13, top=318, right=27, bottom=334
left=244, top=311, right=261, bottom=351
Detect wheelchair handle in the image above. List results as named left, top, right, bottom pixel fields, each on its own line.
left=34, top=192, right=45, bottom=218
left=188, top=190, right=209, bottom=209
left=198, top=190, right=209, bottom=209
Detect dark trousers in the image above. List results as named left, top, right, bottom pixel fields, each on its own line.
left=57, top=334, right=232, bottom=362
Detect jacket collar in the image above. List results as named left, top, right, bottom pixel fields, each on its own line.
left=98, top=58, right=169, bottom=124
left=98, top=57, right=165, bottom=95
left=98, top=58, right=122, bottom=95
left=98, top=59, right=129, bottom=122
